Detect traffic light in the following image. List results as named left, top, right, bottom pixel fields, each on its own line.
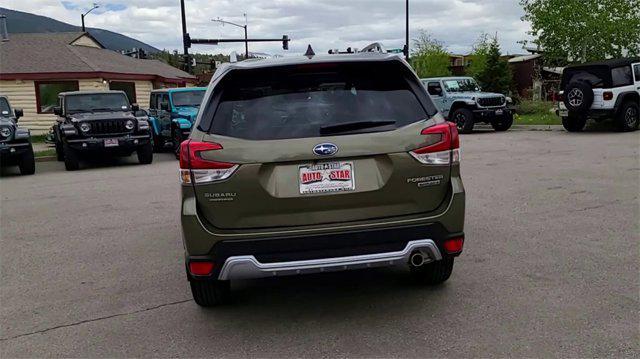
left=282, top=35, right=289, bottom=50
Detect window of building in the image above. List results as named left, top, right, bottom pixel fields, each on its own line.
left=35, top=81, right=79, bottom=113
left=109, top=81, right=136, bottom=103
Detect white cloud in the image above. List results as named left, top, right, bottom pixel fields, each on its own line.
left=1, top=0, right=532, bottom=55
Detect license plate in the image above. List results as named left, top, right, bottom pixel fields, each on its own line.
left=495, top=109, right=504, bottom=115
left=299, top=162, right=355, bottom=195
left=104, top=138, right=119, bottom=147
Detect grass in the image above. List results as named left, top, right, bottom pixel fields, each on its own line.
left=34, top=148, right=56, bottom=158
left=513, top=100, right=561, bottom=126
left=30, top=134, right=49, bottom=143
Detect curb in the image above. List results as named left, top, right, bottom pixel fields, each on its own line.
left=474, top=124, right=563, bottom=131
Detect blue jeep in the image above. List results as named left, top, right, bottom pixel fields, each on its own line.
left=421, top=77, right=514, bottom=133
left=147, top=87, right=206, bottom=156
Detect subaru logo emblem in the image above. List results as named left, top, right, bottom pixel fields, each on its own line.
left=313, top=143, right=338, bottom=156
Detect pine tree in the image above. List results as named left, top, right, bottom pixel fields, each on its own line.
left=475, top=38, right=512, bottom=94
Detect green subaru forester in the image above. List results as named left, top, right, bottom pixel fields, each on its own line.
left=180, top=52, right=465, bottom=306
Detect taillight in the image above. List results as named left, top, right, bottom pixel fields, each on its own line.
left=409, top=122, right=460, bottom=165
left=554, top=91, right=564, bottom=102
left=179, top=139, right=239, bottom=184
left=443, top=236, right=464, bottom=254
left=603, top=91, right=613, bottom=101
left=189, top=261, right=214, bottom=276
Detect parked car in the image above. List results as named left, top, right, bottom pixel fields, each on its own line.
left=557, top=58, right=640, bottom=132
left=179, top=53, right=466, bottom=306
left=52, top=91, right=153, bottom=171
left=0, top=95, right=34, bottom=175
left=421, top=77, right=514, bottom=133
left=147, top=87, right=207, bottom=156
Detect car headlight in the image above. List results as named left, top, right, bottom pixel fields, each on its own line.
left=506, top=96, right=513, bottom=104
left=0, top=127, right=11, bottom=138
left=125, top=120, right=135, bottom=130
left=79, top=122, right=91, bottom=133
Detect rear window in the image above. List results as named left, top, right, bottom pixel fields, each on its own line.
left=611, top=66, right=633, bottom=87
left=561, top=67, right=611, bottom=89
left=209, top=62, right=431, bottom=140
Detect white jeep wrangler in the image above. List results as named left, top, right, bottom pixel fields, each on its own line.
left=558, top=58, right=640, bottom=132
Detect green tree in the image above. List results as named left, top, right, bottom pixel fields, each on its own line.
left=410, top=31, right=451, bottom=78
left=475, top=37, right=512, bottom=94
left=466, top=33, right=491, bottom=79
left=521, top=0, right=640, bottom=64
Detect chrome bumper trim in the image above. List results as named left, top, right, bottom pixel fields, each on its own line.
left=218, top=239, right=442, bottom=280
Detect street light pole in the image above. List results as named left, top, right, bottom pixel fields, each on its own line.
left=405, top=0, right=409, bottom=61
left=212, top=17, right=249, bottom=59
left=81, top=3, right=100, bottom=32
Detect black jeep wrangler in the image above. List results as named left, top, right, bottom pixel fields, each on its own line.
left=52, top=91, right=153, bottom=171
left=558, top=58, right=640, bottom=132
left=0, top=95, right=35, bottom=175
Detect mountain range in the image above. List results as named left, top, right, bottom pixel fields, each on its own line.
left=1, top=7, right=160, bottom=54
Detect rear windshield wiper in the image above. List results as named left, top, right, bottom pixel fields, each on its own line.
left=320, top=120, right=396, bottom=135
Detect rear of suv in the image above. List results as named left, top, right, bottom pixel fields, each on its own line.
left=558, top=58, right=640, bottom=132
left=179, top=54, right=465, bottom=306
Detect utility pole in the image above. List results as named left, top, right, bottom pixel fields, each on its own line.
left=180, top=0, right=190, bottom=73
left=212, top=15, right=249, bottom=59
left=81, top=3, right=100, bottom=32
left=404, top=0, right=409, bottom=62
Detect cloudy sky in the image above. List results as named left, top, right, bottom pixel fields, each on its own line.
left=2, top=0, right=532, bottom=56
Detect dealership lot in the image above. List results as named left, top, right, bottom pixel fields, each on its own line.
left=1, top=129, right=638, bottom=357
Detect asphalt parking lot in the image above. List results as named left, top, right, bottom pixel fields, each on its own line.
left=1, top=129, right=638, bottom=357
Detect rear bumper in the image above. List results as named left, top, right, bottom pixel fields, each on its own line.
left=216, top=239, right=442, bottom=280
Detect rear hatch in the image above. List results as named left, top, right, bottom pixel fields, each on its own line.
left=183, top=60, right=457, bottom=229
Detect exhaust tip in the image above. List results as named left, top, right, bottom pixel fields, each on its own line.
left=409, top=252, right=425, bottom=267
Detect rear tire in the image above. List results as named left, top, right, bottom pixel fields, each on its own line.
left=152, top=133, right=165, bottom=152
left=55, top=141, right=64, bottom=161
left=137, top=142, right=153, bottom=164
left=18, top=145, right=36, bottom=175
left=63, top=143, right=80, bottom=171
left=172, top=128, right=182, bottom=160
left=491, top=112, right=513, bottom=131
left=562, top=113, right=587, bottom=132
left=411, top=257, right=454, bottom=285
left=615, top=101, right=640, bottom=132
left=190, top=280, right=231, bottom=307
left=451, top=108, right=475, bottom=134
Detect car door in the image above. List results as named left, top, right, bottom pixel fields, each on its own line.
left=426, top=81, right=447, bottom=115
left=158, top=94, right=172, bottom=137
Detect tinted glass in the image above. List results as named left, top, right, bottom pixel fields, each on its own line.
left=36, top=81, right=79, bottom=113
left=635, top=64, right=640, bottom=81
left=562, top=68, right=610, bottom=88
left=172, top=90, right=205, bottom=107
left=443, top=78, right=480, bottom=92
left=0, top=98, right=10, bottom=116
left=210, top=62, right=429, bottom=140
left=427, top=82, right=443, bottom=96
left=65, top=93, right=130, bottom=113
left=611, top=66, right=633, bottom=87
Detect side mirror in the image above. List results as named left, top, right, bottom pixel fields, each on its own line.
left=428, top=86, right=443, bottom=97
left=131, top=103, right=140, bottom=112
left=14, top=108, right=23, bottom=121
left=53, top=107, right=62, bottom=116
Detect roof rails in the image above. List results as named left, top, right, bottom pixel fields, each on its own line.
left=327, top=42, right=388, bottom=55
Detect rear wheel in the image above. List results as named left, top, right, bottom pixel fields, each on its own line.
left=63, top=143, right=80, bottom=171
left=18, top=145, right=35, bottom=175
left=562, top=113, right=587, bottom=132
left=172, top=128, right=182, bottom=160
left=190, top=280, right=231, bottom=307
left=491, top=112, right=513, bottom=131
left=615, top=101, right=639, bottom=132
left=451, top=108, right=475, bottom=134
left=137, top=142, right=153, bottom=164
left=411, top=257, right=454, bottom=285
